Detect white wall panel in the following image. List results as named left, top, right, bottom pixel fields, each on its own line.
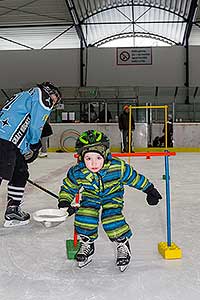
left=0, top=46, right=199, bottom=89
left=50, top=122, right=200, bottom=150
left=87, top=46, right=185, bottom=86
left=0, top=49, right=80, bottom=88
left=189, top=46, right=200, bottom=86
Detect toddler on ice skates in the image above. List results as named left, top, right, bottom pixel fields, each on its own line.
left=58, top=130, right=162, bottom=271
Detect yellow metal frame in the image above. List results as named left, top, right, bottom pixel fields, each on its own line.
left=128, top=105, right=169, bottom=152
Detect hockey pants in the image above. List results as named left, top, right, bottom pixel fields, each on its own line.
left=0, top=140, right=29, bottom=206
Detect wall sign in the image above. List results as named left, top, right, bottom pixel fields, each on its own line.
left=116, top=47, right=152, bottom=65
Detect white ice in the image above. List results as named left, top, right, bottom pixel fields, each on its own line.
left=0, top=152, right=200, bottom=300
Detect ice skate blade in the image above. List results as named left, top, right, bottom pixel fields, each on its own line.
left=77, top=257, right=93, bottom=268
left=4, top=219, right=30, bottom=228
left=118, top=264, right=129, bottom=272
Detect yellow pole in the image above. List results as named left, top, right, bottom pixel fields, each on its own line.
left=130, top=104, right=169, bottom=149
left=131, top=105, right=166, bottom=109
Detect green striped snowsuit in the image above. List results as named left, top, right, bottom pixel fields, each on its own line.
left=59, top=155, right=151, bottom=241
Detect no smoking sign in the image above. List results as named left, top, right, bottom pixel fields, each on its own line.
left=117, top=47, right=152, bottom=65
left=119, top=51, right=130, bottom=62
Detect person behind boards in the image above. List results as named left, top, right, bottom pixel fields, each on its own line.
left=118, top=105, right=135, bottom=152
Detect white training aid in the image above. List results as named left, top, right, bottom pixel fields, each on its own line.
left=32, top=209, right=67, bottom=227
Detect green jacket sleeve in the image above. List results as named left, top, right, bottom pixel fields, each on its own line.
left=58, top=167, right=81, bottom=206
left=120, top=160, right=151, bottom=191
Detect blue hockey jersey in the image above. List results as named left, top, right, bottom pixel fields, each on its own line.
left=0, top=87, right=53, bottom=154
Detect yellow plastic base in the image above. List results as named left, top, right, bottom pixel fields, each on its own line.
left=158, top=242, right=182, bottom=259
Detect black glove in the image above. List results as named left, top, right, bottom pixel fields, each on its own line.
left=58, top=200, right=78, bottom=216
left=24, top=142, right=42, bottom=163
left=144, top=184, right=162, bottom=205
left=30, top=141, right=42, bottom=152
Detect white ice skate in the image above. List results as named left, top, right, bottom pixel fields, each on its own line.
left=115, top=238, right=131, bottom=272
left=38, top=152, right=48, bottom=158
left=4, top=205, right=30, bottom=228
left=76, top=236, right=95, bottom=268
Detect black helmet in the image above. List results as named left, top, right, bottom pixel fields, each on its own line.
left=38, top=82, right=62, bottom=104
left=75, top=130, right=110, bottom=160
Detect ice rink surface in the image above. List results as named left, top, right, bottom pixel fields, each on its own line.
left=0, top=152, right=200, bottom=300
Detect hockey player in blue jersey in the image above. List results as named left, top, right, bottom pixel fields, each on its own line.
left=0, top=82, right=61, bottom=227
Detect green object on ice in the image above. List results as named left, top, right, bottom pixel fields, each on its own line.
left=66, top=239, right=80, bottom=260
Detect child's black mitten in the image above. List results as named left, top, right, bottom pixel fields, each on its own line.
left=144, top=184, right=162, bottom=205
left=58, top=200, right=78, bottom=216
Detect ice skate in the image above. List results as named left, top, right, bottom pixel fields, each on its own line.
left=39, top=152, right=48, bottom=158
left=76, top=236, right=95, bottom=268
left=4, top=205, right=30, bottom=227
left=115, top=237, right=131, bottom=272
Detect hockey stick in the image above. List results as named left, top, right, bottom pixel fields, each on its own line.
left=28, top=179, right=79, bottom=229
left=27, top=178, right=58, bottom=199
left=28, top=179, right=68, bottom=227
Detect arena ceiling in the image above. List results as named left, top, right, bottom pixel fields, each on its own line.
left=0, top=0, right=199, bottom=50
